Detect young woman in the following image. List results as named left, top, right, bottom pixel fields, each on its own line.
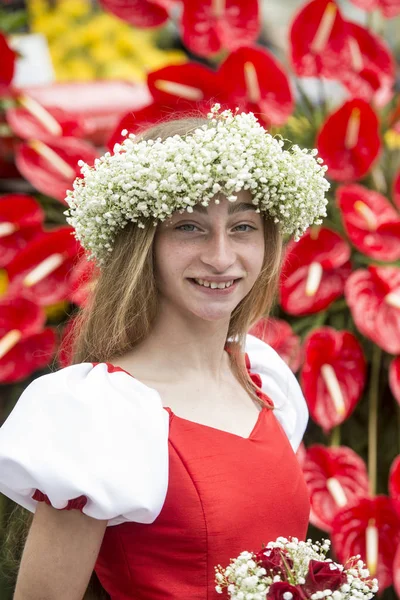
left=0, top=106, right=329, bottom=600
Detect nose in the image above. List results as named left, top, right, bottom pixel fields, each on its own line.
left=200, top=230, right=236, bottom=273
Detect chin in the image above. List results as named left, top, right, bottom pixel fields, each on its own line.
left=185, top=301, right=241, bottom=322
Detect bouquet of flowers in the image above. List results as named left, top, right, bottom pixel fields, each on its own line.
left=215, top=537, right=378, bottom=600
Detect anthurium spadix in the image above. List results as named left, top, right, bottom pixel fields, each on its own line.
left=345, top=266, right=400, bottom=355
left=337, top=184, right=400, bottom=261
left=301, top=327, right=366, bottom=432
left=331, top=495, right=400, bottom=592
left=279, top=227, right=351, bottom=316
left=303, top=445, right=369, bottom=532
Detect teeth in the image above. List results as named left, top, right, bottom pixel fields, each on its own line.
left=194, top=279, right=235, bottom=289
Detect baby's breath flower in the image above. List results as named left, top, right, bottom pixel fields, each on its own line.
left=65, top=105, right=330, bottom=265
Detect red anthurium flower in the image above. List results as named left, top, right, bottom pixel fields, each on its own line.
left=98, top=0, right=174, bottom=27
left=303, top=444, right=370, bottom=532
left=280, top=227, right=352, bottom=316
left=336, top=184, right=400, bottom=261
left=181, top=0, right=260, bottom=58
left=393, top=170, right=400, bottom=211
left=301, top=327, right=366, bottom=432
left=289, top=0, right=351, bottom=79
left=389, top=357, right=400, bottom=406
left=6, top=101, right=85, bottom=141
left=0, top=328, right=56, bottom=384
left=389, top=455, right=400, bottom=517
left=217, top=46, right=294, bottom=127
left=331, top=495, right=400, bottom=590
left=317, top=99, right=381, bottom=182
left=249, top=317, right=303, bottom=372
left=347, top=0, right=400, bottom=17
left=69, top=256, right=99, bottom=307
left=338, top=23, right=394, bottom=107
left=5, top=227, right=83, bottom=306
left=0, top=32, right=16, bottom=88
left=0, top=296, right=56, bottom=383
left=0, top=194, right=44, bottom=268
left=16, top=137, right=99, bottom=203
left=345, top=266, right=400, bottom=354
left=148, top=62, right=227, bottom=111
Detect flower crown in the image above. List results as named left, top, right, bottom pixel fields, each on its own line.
left=64, top=104, right=330, bottom=265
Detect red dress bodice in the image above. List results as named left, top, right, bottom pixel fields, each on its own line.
left=95, top=402, right=310, bottom=599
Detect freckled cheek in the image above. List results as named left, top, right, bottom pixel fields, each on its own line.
left=154, top=240, right=195, bottom=286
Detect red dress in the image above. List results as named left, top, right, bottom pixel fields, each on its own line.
left=0, top=335, right=310, bottom=600
left=95, top=366, right=310, bottom=599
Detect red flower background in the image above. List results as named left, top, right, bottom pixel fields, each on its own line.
left=1, top=0, right=400, bottom=597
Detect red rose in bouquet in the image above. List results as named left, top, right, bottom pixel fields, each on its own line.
left=255, top=547, right=294, bottom=577
left=267, top=582, right=302, bottom=600
left=303, top=559, right=347, bottom=596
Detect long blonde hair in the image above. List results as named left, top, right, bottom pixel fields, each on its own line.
left=67, top=117, right=284, bottom=405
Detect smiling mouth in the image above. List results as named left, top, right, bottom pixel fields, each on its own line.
left=188, top=278, right=241, bottom=290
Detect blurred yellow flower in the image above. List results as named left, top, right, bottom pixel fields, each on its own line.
left=137, top=47, right=187, bottom=71
left=56, top=0, right=91, bottom=19
left=31, top=13, right=70, bottom=40
left=27, top=0, right=184, bottom=84
left=56, top=57, right=97, bottom=81
left=100, top=60, right=146, bottom=82
left=385, top=129, right=400, bottom=150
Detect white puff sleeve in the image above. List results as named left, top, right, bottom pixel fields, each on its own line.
left=0, top=363, right=169, bottom=526
left=245, top=334, right=308, bottom=452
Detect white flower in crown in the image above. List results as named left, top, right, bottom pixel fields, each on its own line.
left=64, top=104, right=330, bottom=265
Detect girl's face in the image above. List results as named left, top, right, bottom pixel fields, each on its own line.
left=153, top=191, right=265, bottom=323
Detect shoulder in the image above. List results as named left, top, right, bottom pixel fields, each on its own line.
left=13, top=361, right=164, bottom=415
left=245, top=334, right=308, bottom=452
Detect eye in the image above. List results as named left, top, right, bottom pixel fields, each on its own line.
left=175, top=223, right=200, bottom=232
left=233, top=224, right=257, bottom=232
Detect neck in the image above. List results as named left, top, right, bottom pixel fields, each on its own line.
left=128, top=303, right=233, bottom=383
